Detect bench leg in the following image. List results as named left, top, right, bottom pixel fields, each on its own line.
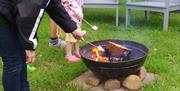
left=126, top=8, right=131, bottom=27
left=163, top=10, right=169, bottom=31
left=116, top=6, right=119, bottom=26
left=144, top=10, right=149, bottom=20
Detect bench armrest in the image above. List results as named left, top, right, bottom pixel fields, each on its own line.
left=127, top=0, right=145, bottom=3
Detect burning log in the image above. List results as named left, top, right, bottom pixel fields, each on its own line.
left=105, top=41, right=131, bottom=62
left=105, top=41, right=130, bottom=57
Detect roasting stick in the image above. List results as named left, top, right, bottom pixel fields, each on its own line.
left=84, top=40, right=105, bottom=51
left=67, top=8, right=95, bottom=30
left=83, top=19, right=98, bottom=31
left=83, top=19, right=92, bottom=27
left=84, top=41, right=97, bottom=47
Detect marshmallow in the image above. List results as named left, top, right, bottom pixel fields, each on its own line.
left=97, top=46, right=105, bottom=51
left=92, top=26, right=98, bottom=30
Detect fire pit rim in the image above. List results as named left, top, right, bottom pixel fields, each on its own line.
left=80, top=39, right=149, bottom=64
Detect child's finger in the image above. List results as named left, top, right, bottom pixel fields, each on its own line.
left=26, top=56, right=35, bottom=64
left=81, top=36, right=84, bottom=41
left=26, top=57, right=32, bottom=64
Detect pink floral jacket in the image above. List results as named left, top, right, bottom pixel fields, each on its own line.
left=62, top=0, right=84, bottom=23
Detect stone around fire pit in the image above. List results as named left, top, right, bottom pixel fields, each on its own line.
left=139, top=66, right=147, bottom=81
left=142, top=73, right=157, bottom=85
left=122, top=75, right=143, bottom=90
left=69, top=70, right=157, bottom=91
left=104, top=79, right=121, bottom=90
left=85, top=75, right=100, bottom=86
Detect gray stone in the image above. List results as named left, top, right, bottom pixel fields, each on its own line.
left=69, top=70, right=156, bottom=91
left=104, top=79, right=121, bottom=90
left=143, top=73, right=157, bottom=85
left=85, top=75, right=100, bottom=86
left=139, top=66, right=147, bottom=81
left=88, top=84, right=106, bottom=91
left=122, top=75, right=143, bottom=90
left=69, top=71, right=94, bottom=90
left=111, top=88, right=129, bottom=91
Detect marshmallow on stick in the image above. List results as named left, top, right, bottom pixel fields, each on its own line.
left=83, top=19, right=98, bottom=31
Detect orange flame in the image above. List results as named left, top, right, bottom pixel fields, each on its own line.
left=91, top=47, right=108, bottom=62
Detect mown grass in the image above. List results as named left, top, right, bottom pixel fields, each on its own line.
left=0, top=2, right=180, bottom=91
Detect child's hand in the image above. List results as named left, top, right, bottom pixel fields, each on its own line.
left=75, top=30, right=86, bottom=40
left=72, top=27, right=84, bottom=40
left=77, top=13, right=83, bottom=20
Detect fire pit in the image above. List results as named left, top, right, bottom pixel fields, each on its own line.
left=80, top=40, right=148, bottom=79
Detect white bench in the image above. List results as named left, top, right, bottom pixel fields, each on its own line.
left=125, top=0, right=180, bottom=31
left=84, top=0, right=119, bottom=26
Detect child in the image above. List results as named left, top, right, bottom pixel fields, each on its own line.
left=62, top=0, right=86, bottom=62
left=49, top=19, right=66, bottom=48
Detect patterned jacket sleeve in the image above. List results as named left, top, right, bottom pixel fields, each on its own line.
left=62, top=0, right=83, bottom=19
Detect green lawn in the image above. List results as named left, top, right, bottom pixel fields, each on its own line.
left=0, top=4, right=180, bottom=91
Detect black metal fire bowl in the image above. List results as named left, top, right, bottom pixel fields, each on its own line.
left=80, top=40, right=148, bottom=79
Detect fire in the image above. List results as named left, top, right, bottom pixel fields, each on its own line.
left=92, top=47, right=99, bottom=58
left=91, top=47, right=108, bottom=62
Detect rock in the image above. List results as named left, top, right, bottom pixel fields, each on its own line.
left=139, top=66, right=147, bottom=81
left=122, top=75, right=143, bottom=90
left=143, top=73, right=157, bottom=85
left=104, top=79, right=121, bottom=90
left=111, top=87, right=130, bottom=91
left=85, top=75, right=100, bottom=86
left=88, top=84, right=106, bottom=91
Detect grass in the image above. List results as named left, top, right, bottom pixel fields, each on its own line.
left=0, top=2, right=180, bottom=91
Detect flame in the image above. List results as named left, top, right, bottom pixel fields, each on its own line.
left=92, top=47, right=100, bottom=58
left=91, top=47, right=108, bottom=62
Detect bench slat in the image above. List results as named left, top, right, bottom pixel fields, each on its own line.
left=84, top=0, right=118, bottom=4
left=127, top=1, right=179, bottom=8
